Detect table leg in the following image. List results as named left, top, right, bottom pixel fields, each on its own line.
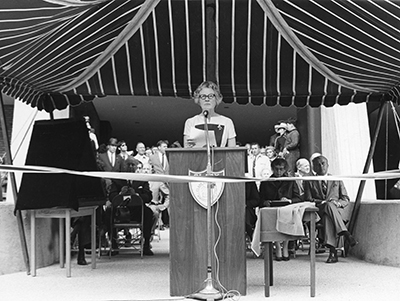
left=59, top=218, right=64, bottom=268
left=66, top=211, right=71, bottom=277
left=264, top=242, right=272, bottom=297
left=30, top=211, right=36, bottom=277
left=269, top=243, right=273, bottom=286
left=91, top=208, right=96, bottom=269
left=310, top=212, right=316, bottom=297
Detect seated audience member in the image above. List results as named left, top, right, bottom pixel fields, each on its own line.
left=259, top=158, right=301, bottom=261
left=245, top=181, right=261, bottom=240
left=309, top=152, right=322, bottom=174
left=106, top=159, right=155, bottom=256
left=294, top=158, right=312, bottom=201
left=304, top=155, right=357, bottom=263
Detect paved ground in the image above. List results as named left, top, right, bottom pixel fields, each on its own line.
left=1, top=229, right=400, bottom=301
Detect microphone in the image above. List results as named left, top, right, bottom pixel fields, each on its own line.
left=203, top=110, right=209, bottom=118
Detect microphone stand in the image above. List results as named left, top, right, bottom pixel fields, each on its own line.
left=190, top=110, right=223, bottom=301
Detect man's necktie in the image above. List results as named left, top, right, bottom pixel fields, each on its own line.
left=252, top=157, right=257, bottom=177
left=321, top=180, right=327, bottom=195
left=162, top=154, right=165, bottom=169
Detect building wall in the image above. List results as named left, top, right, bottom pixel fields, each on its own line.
left=351, top=200, right=400, bottom=267
left=0, top=203, right=58, bottom=275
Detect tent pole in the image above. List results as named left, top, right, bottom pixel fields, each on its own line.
left=0, top=94, right=30, bottom=274
left=206, top=1, right=216, bottom=82
left=348, top=100, right=389, bottom=235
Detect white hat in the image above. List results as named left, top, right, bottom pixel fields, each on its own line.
left=276, top=122, right=287, bottom=130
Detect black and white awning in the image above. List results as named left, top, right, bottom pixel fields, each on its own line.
left=0, top=0, right=399, bottom=112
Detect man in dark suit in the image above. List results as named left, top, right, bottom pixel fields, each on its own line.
left=304, top=155, right=357, bottom=263
left=97, top=137, right=124, bottom=194
left=107, top=159, right=154, bottom=256
left=117, top=140, right=140, bottom=171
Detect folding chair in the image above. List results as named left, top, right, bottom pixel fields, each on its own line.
left=109, top=193, right=144, bottom=258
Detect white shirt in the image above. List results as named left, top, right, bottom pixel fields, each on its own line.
left=108, top=151, right=115, bottom=166
left=134, top=153, right=150, bottom=164
left=183, top=114, right=236, bottom=147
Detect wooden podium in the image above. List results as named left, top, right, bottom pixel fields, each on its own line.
left=168, top=147, right=247, bottom=296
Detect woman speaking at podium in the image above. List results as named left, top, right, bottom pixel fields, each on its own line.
left=183, top=81, right=237, bottom=148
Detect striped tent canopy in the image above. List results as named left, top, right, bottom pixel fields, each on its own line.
left=0, top=0, right=399, bottom=112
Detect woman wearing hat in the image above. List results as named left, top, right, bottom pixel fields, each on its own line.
left=274, top=122, right=287, bottom=157
left=183, top=81, right=236, bottom=148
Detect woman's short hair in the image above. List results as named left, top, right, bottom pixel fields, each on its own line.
left=193, top=81, right=223, bottom=106
left=296, top=158, right=310, bottom=170
left=265, top=146, right=275, bottom=152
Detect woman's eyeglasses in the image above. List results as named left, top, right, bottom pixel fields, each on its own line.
left=198, top=93, right=216, bottom=100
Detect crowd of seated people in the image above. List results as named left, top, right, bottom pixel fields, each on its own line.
left=76, top=115, right=356, bottom=265
left=242, top=123, right=357, bottom=264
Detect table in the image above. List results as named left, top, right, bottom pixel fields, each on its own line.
left=252, top=205, right=319, bottom=297
left=30, top=206, right=98, bottom=277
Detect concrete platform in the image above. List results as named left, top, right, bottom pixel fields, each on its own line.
left=1, top=229, right=399, bottom=301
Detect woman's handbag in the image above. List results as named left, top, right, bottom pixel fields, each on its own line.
left=114, top=197, right=131, bottom=223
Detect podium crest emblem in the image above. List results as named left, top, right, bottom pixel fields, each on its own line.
left=188, top=169, right=225, bottom=209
